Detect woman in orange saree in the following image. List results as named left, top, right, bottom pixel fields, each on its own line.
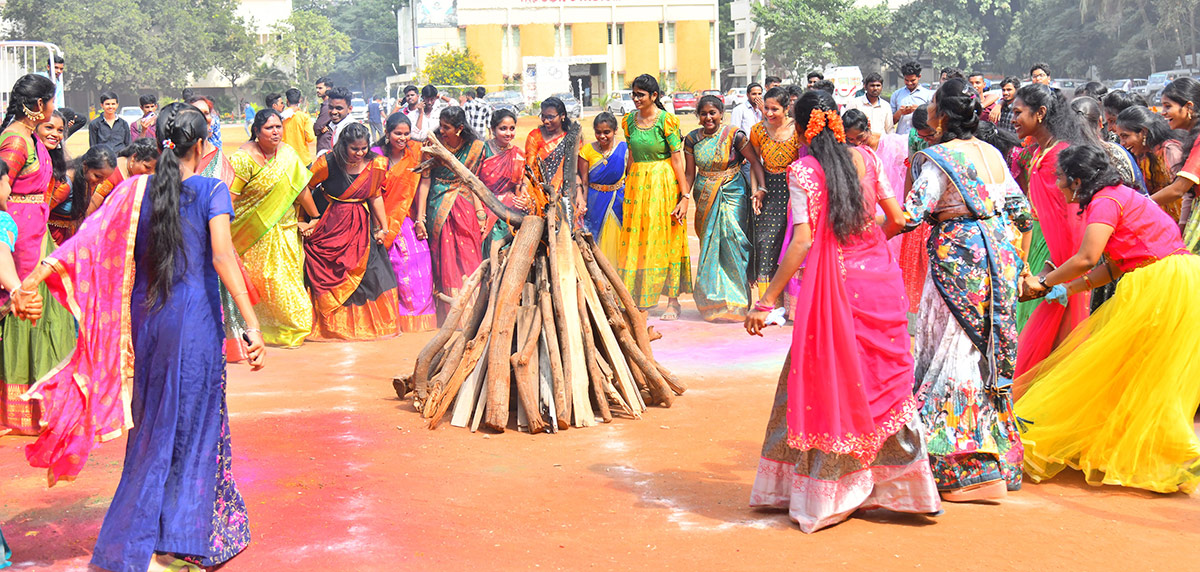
left=373, top=112, right=435, bottom=333
left=301, top=122, right=398, bottom=340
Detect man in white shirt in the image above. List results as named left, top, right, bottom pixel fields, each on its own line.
left=890, top=61, right=934, bottom=135
left=845, top=72, right=893, bottom=135
left=730, top=82, right=764, bottom=135
left=409, top=84, right=459, bottom=141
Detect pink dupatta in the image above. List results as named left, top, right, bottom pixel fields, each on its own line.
left=785, top=155, right=914, bottom=465
left=1015, top=142, right=1090, bottom=376
left=22, top=176, right=147, bottom=486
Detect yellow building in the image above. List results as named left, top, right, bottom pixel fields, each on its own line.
left=414, top=0, right=719, bottom=104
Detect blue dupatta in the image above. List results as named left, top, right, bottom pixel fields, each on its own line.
left=583, top=141, right=627, bottom=236
left=915, top=146, right=1024, bottom=386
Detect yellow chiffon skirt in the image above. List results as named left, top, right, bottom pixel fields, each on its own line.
left=241, top=210, right=314, bottom=348
left=616, top=159, right=692, bottom=309
left=1014, top=254, right=1200, bottom=493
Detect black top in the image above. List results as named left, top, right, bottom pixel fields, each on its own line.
left=88, top=115, right=131, bottom=152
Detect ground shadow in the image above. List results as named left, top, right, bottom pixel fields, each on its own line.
left=3, top=494, right=107, bottom=567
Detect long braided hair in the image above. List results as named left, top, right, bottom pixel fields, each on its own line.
left=143, top=102, right=208, bottom=310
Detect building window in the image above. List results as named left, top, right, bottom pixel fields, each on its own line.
left=665, top=71, right=676, bottom=91
left=608, top=24, right=612, bottom=45
left=618, top=24, right=624, bottom=44
left=565, top=24, right=573, bottom=49
left=667, top=23, right=675, bottom=43
left=617, top=73, right=626, bottom=88
left=737, top=34, right=744, bottom=49
left=659, top=24, right=664, bottom=44
left=511, top=26, right=520, bottom=47
left=459, top=28, right=467, bottom=49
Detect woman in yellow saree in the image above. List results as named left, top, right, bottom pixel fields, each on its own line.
left=229, top=109, right=314, bottom=347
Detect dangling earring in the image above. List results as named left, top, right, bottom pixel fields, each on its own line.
left=22, top=104, right=43, bottom=122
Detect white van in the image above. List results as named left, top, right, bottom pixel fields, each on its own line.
left=826, top=66, right=863, bottom=109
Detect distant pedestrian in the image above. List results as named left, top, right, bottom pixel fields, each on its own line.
left=462, top=87, right=492, bottom=139
left=368, top=94, right=384, bottom=140
left=87, top=91, right=131, bottom=152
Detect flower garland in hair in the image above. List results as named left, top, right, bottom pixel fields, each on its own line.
left=824, top=109, right=846, bottom=143
left=804, top=108, right=847, bottom=143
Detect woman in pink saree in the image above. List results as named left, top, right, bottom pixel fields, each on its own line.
left=1011, top=84, right=1093, bottom=376
left=744, top=91, right=940, bottom=533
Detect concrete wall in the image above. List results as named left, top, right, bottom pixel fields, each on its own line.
left=520, top=23, right=556, bottom=59
left=623, top=21, right=660, bottom=83
left=572, top=22, right=608, bottom=57
left=675, top=20, right=712, bottom=91
left=466, top=24, right=505, bottom=86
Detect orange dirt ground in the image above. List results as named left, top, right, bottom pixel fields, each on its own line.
left=4, top=115, right=1199, bottom=571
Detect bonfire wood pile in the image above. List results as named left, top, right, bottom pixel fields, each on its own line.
left=396, top=126, right=686, bottom=433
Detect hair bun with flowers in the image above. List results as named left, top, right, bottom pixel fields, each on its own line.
left=805, top=107, right=845, bottom=144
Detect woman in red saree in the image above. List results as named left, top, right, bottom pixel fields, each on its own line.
left=416, top=107, right=486, bottom=309
left=481, top=108, right=530, bottom=249
left=373, top=112, right=435, bottom=333
left=744, top=91, right=939, bottom=533
left=300, top=122, right=399, bottom=340
left=1012, top=85, right=1094, bottom=376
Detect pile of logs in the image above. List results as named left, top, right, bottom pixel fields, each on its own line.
left=395, top=127, right=685, bottom=433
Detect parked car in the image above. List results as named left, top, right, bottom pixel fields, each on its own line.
left=551, top=92, right=582, bottom=120
left=1051, top=78, right=1087, bottom=93
left=725, top=87, right=747, bottom=108
left=606, top=90, right=635, bottom=116
left=1145, top=69, right=1196, bottom=98
left=701, top=90, right=725, bottom=105
left=1106, top=78, right=1146, bottom=93
left=349, top=98, right=368, bottom=123
left=672, top=91, right=698, bottom=113
left=484, top=90, right=525, bottom=114
left=119, top=106, right=143, bottom=126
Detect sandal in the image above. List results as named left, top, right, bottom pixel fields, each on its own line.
left=940, top=480, right=1006, bottom=503
left=661, top=301, right=682, bottom=321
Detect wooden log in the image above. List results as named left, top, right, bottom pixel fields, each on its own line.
left=581, top=232, right=657, bottom=358
left=536, top=260, right=569, bottom=430
left=543, top=201, right=575, bottom=424
left=577, top=281, right=613, bottom=423
left=575, top=237, right=675, bottom=407
left=424, top=332, right=467, bottom=416
left=411, top=261, right=488, bottom=400
left=511, top=292, right=547, bottom=434
left=536, top=331, right=558, bottom=431
left=556, top=224, right=594, bottom=426
left=578, top=233, right=685, bottom=395
left=449, top=247, right=508, bottom=427
left=449, top=341, right=488, bottom=427
left=571, top=245, right=644, bottom=416
left=420, top=133, right=527, bottom=227
left=483, top=215, right=546, bottom=432
left=427, top=333, right=484, bottom=428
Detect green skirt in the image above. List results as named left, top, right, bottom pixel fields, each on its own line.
left=0, top=235, right=78, bottom=435
left=1016, top=221, right=1050, bottom=331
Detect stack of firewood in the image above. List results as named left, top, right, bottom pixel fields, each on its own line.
left=395, top=127, right=685, bottom=433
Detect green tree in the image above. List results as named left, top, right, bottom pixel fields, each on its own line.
left=243, top=64, right=293, bottom=104
left=3, top=0, right=252, bottom=98
left=753, top=0, right=854, bottom=77
left=212, top=13, right=261, bottom=103
left=271, top=10, right=351, bottom=90
left=884, top=0, right=1015, bottom=70
left=329, top=0, right=405, bottom=96
left=753, top=0, right=895, bottom=77
left=422, top=45, right=483, bottom=86
left=718, top=0, right=734, bottom=88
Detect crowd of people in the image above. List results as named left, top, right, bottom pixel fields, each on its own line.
left=0, top=54, right=1197, bottom=569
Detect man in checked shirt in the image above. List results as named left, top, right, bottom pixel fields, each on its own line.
left=462, top=87, right=493, bottom=137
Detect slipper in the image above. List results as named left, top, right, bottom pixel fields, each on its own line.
left=661, top=302, right=682, bottom=321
